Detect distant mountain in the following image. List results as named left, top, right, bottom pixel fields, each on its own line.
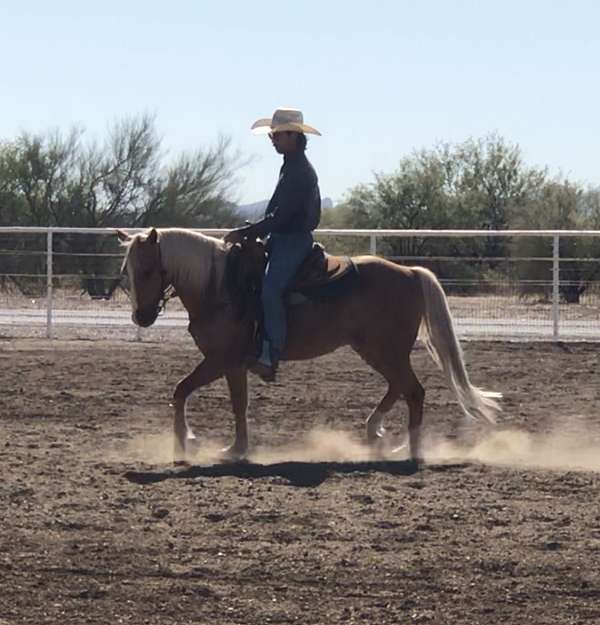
left=236, top=200, right=269, bottom=220
left=237, top=197, right=334, bottom=221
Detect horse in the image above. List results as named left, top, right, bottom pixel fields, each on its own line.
left=117, top=227, right=501, bottom=463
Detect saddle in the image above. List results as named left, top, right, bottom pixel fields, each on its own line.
left=289, top=242, right=356, bottom=295
left=226, top=240, right=357, bottom=319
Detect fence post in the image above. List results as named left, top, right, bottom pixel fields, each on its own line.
left=370, top=234, right=377, bottom=255
left=552, top=234, right=560, bottom=340
left=46, top=229, right=54, bottom=339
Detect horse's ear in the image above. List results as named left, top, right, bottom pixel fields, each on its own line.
left=116, top=229, right=131, bottom=243
left=147, top=228, right=158, bottom=245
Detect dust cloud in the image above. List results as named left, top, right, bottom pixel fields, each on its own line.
left=428, top=426, right=600, bottom=472
left=250, top=429, right=373, bottom=464
left=115, top=428, right=372, bottom=465
left=115, top=424, right=600, bottom=473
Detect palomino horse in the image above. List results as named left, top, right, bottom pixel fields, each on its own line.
left=117, top=227, right=501, bottom=463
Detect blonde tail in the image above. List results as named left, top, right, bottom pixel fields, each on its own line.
left=413, top=267, right=502, bottom=423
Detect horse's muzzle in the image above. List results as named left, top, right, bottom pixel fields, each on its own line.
left=133, top=307, right=159, bottom=327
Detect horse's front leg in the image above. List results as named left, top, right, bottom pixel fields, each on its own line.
left=223, top=367, right=249, bottom=459
left=172, top=359, right=223, bottom=462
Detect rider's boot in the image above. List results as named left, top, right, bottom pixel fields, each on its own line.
left=249, top=339, right=279, bottom=382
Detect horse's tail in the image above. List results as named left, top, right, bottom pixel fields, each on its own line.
left=413, top=266, right=502, bottom=424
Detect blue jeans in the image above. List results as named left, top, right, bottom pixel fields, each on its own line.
left=261, top=232, right=313, bottom=354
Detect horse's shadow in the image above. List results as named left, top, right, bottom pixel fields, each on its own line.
left=122, top=458, right=439, bottom=487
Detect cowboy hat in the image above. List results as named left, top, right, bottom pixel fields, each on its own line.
left=251, top=108, right=321, bottom=136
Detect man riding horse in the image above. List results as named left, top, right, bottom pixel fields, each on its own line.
left=118, top=110, right=501, bottom=464
left=224, top=108, right=322, bottom=382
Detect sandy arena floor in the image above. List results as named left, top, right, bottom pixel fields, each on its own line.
left=1, top=338, right=599, bottom=624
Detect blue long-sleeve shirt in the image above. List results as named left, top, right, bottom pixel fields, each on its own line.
left=246, top=151, right=321, bottom=238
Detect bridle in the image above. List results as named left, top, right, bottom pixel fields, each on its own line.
left=149, top=242, right=178, bottom=317
left=157, top=283, right=177, bottom=315
left=121, top=240, right=177, bottom=317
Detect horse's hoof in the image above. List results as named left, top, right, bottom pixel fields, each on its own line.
left=408, top=456, right=425, bottom=469
left=185, top=437, right=201, bottom=455
left=220, top=445, right=248, bottom=462
left=173, top=459, right=191, bottom=467
left=366, top=424, right=386, bottom=445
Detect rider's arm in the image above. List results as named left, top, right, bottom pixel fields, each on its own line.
left=241, top=167, right=313, bottom=239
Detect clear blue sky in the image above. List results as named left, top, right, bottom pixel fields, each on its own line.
left=1, top=1, right=598, bottom=206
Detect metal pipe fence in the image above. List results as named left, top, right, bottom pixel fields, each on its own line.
left=0, top=227, right=598, bottom=342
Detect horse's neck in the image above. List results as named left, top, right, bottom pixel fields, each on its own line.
left=161, top=232, right=227, bottom=315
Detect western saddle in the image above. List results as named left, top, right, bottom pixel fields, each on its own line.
left=225, top=240, right=357, bottom=320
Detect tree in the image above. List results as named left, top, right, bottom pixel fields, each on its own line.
left=141, top=135, right=244, bottom=228
left=338, top=133, right=547, bottom=236
left=511, top=181, right=600, bottom=302
left=333, top=135, right=548, bottom=289
left=0, top=114, right=246, bottom=297
left=338, top=152, right=459, bottom=261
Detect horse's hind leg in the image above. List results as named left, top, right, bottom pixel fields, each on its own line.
left=366, top=384, right=402, bottom=444
left=224, top=367, right=249, bottom=459
left=401, top=364, right=425, bottom=462
left=365, top=359, right=425, bottom=462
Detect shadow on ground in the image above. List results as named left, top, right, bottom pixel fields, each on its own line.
left=121, top=459, right=443, bottom=487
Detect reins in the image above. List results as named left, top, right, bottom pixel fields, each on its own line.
left=157, top=284, right=177, bottom=315
left=155, top=242, right=177, bottom=316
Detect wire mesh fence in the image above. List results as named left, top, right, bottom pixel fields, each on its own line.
left=0, top=227, right=598, bottom=342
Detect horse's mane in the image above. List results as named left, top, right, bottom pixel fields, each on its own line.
left=126, top=228, right=228, bottom=296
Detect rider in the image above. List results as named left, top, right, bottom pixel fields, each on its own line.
left=225, top=108, right=322, bottom=381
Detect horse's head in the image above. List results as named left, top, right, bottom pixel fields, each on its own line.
left=117, top=228, right=166, bottom=327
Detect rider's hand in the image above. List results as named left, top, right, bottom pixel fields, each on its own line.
left=224, top=229, right=245, bottom=245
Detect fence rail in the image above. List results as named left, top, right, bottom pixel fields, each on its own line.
left=0, top=227, right=598, bottom=342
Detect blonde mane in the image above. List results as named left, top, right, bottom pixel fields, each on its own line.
left=124, top=228, right=228, bottom=297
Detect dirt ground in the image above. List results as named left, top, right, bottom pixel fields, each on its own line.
left=1, top=338, right=600, bottom=625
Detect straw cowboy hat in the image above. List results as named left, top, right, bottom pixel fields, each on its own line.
left=251, top=108, right=321, bottom=136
